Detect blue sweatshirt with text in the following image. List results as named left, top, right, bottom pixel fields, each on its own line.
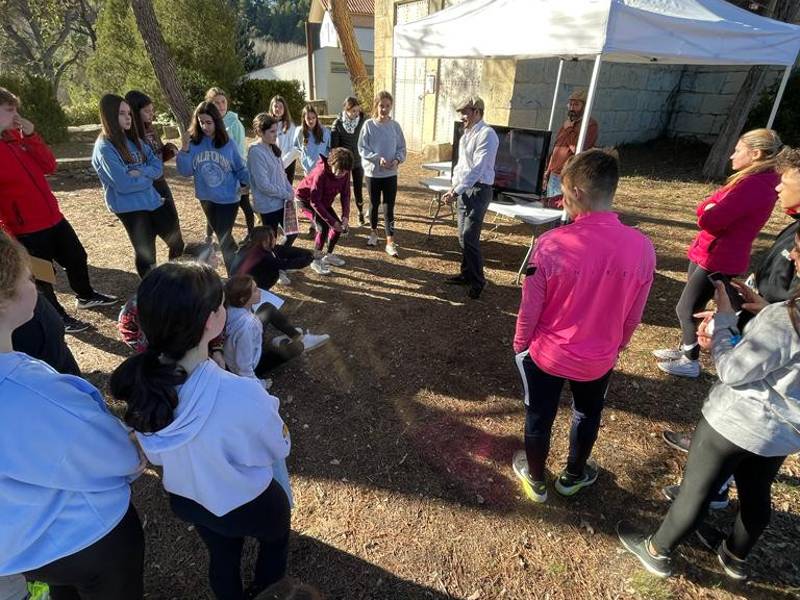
left=176, top=136, right=249, bottom=204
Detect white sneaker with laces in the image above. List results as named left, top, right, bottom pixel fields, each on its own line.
left=277, top=270, right=292, bottom=285
left=657, top=356, right=700, bottom=378
left=310, top=259, right=331, bottom=275
left=385, top=242, right=399, bottom=257
left=652, top=348, right=684, bottom=361
left=367, top=232, right=378, bottom=246
left=322, top=253, right=345, bottom=267
left=301, top=331, right=330, bottom=352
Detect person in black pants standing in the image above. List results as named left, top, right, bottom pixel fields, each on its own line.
left=331, top=96, right=367, bottom=226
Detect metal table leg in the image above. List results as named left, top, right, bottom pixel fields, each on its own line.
left=516, top=234, right=536, bottom=285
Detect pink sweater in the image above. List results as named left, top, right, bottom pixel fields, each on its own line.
left=687, top=171, right=779, bottom=275
left=513, top=211, right=656, bottom=381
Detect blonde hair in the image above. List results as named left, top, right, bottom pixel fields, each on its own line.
left=725, top=128, right=783, bottom=189
left=204, top=87, right=227, bottom=102
left=372, top=90, right=393, bottom=119
left=0, top=231, right=29, bottom=304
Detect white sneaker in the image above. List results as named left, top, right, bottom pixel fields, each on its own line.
left=310, top=259, right=331, bottom=275
left=277, top=270, right=292, bottom=285
left=322, top=253, right=345, bottom=267
left=385, top=242, right=399, bottom=257
left=301, top=331, right=330, bottom=352
left=657, top=356, right=700, bottom=378
left=652, top=348, right=684, bottom=361
left=367, top=232, right=378, bottom=246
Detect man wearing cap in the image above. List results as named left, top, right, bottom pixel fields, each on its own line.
left=543, top=88, right=599, bottom=198
left=442, top=96, right=499, bottom=299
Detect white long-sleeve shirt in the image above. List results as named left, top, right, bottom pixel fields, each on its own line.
left=451, top=119, right=499, bottom=195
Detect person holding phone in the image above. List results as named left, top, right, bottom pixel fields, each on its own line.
left=654, top=129, right=783, bottom=378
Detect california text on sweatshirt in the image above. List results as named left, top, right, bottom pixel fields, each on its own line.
left=176, top=136, right=249, bottom=204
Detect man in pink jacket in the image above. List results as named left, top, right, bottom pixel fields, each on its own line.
left=512, top=150, right=656, bottom=503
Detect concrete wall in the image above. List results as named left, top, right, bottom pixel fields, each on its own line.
left=313, top=47, right=375, bottom=107
left=247, top=56, right=310, bottom=97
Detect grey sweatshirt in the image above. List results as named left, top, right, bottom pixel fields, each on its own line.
left=702, top=302, right=800, bottom=457
left=357, top=118, right=406, bottom=178
left=247, top=142, right=294, bottom=214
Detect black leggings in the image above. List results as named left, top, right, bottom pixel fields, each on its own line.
left=153, top=179, right=185, bottom=253
left=652, top=416, right=785, bottom=558
left=117, top=203, right=185, bottom=278
left=675, top=262, right=718, bottom=359
left=285, top=161, right=296, bottom=184
left=24, top=503, right=144, bottom=600
left=169, top=480, right=290, bottom=600
left=516, top=352, right=612, bottom=481
left=207, top=191, right=254, bottom=239
left=352, top=166, right=364, bottom=213
left=201, top=201, right=240, bottom=274
left=366, top=175, right=398, bottom=237
left=259, top=208, right=297, bottom=247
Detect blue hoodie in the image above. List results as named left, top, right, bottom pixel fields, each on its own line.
left=91, top=137, right=163, bottom=214
left=176, top=136, right=249, bottom=205
left=293, top=125, right=330, bottom=175
left=0, top=352, right=140, bottom=575
left=136, top=359, right=290, bottom=516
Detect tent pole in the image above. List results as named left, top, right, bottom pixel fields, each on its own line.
left=577, top=54, right=602, bottom=153
left=767, top=65, right=792, bottom=129
left=548, top=59, right=565, bottom=131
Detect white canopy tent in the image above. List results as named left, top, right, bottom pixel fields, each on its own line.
left=394, top=0, right=800, bottom=153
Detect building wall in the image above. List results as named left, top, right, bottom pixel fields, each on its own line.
left=247, top=56, right=310, bottom=97
left=313, top=47, right=375, bottom=109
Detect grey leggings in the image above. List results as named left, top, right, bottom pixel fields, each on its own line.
left=675, top=262, right=716, bottom=359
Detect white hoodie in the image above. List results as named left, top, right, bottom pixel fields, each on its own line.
left=136, top=360, right=290, bottom=516
left=224, top=306, right=263, bottom=379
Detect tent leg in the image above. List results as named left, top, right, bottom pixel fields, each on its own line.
left=577, top=55, right=602, bottom=153
left=548, top=59, right=565, bottom=131
left=767, top=65, right=792, bottom=129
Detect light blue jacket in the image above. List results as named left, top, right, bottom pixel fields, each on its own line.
left=176, top=136, right=249, bottom=204
left=91, top=137, right=163, bottom=214
left=294, top=126, right=330, bottom=175
left=0, top=352, right=140, bottom=575
left=223, top=110, right=246, bottom=159
left=136, top=359, right=290, bottom=516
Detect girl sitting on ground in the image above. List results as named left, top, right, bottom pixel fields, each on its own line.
left=109, top=261, right=293, bottom=600
left=294, top=148, right=354, bottom=275
left=293, top=104, right=330, bottom=176
left=231, top=226, right=314, bottom=291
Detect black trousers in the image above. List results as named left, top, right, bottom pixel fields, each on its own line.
left=201, top=201, right=240, bottom=274
left=675, top=262, right=718, bottom=359
left=153, top=179, right=185, bottom=254
left=207, top=190, right=254, bottom=239
left=17, top=218, right=95, bottom=317
left=366, top=175, right=398, bottom=236
left=117, top=203, right=184, bottom=279
left=516, top=352, right=612, bottom=482
left=259, top=208, right=297, bottom=247
left=652, top=416, right=785, bottom=558
left=24, top=504, right=145, bottom=600
left=352, top=166, right=364, bottom=213
left=169, top=480, right=290, bottom=600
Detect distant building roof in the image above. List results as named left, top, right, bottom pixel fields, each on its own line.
left=319, top=0, right=374, bottom=16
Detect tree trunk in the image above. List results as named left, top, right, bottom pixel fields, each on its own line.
left=701, top=0, right=800, bottom=179
left=329, top=0, right=372, bottom=104
left=129, top=0, right=191, bottom=130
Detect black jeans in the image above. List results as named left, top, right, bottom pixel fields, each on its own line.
left=17, top=218, right=95, bottom=317
left=206, top=189, right=254, bottom=240
left=117, top=204, right=184, bottom=279
left=456, top=184, right=492, bottom=289
left=675, top=262, right=718, bottom=359
left=153, top=179, right=185, bottom=254
left=366, top=175, right=398, bottom=236
left=259, top=208, right=297, bottom=247
left=515, top=352, right=612, bottom=481
left=201, top=201, right=240, bottom=274
left=169, top=480, right=290, bottom=600
left=24, top=504, right=144, bottom=600
left=652, top=416, right=785, bottom=558
left=352, top=166, right=364, bottom=213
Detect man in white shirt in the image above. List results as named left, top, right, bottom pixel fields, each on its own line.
left=442, top=96, right=499, bottom=299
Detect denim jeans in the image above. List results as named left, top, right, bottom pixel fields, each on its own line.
left=456, top=184, right=492, bottom=288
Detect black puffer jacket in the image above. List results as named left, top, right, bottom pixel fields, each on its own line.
left=330, top=112, right=365, bottom=169
left=754, top=214, right=800, bottom=302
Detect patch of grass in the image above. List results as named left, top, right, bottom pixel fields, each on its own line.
left=628, top=572, right=673, bottom=600
left=547, top=562, right=567, bottom=576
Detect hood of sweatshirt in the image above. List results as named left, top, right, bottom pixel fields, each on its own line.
left=225, top=305, right=255, bottom=332
left=136, top=359, right=221, bottom=454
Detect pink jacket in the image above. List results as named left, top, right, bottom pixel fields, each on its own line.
left=687, top=171, right=779, bottom=275
left=513, top=211, right=655, bottom=381
left=294, top=155, right=351, bottom=225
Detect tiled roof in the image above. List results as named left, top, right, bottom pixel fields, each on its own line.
left=320, top=0, right=374, bottom=16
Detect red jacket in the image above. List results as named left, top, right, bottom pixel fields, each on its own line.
left=687, top=170, right=779, bottom=275
left=294, top=156, right=351, bottom=225
left=0, top=130, right=63, bottom=236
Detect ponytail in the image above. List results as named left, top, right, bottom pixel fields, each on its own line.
left=724, top=128, right=783, bottom=190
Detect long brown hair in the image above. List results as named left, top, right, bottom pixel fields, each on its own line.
left=124, top=90, right=154, bottom=141
left=188, top=101, right=229, bottom=148
left=269, top=95, right=293, bottom=133
left=252, top=112, right=281, bottom=158
left=371, top=90, right=393, bottom=119
left=300, top=104, right=324, bottom=145
left=725, top=128, right=783, bottom=189
left=99, top=94, right=143, bottom=164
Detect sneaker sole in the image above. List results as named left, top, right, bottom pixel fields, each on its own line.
left=618, top=533, right=671, bottom=578
left=76, top=300, right=117, bottom=310
left=656, top=362, right=700, bottom=378
left=303, top=339, right=330, bottom=353
left=512, top=461, right=547, bottom=503
left=555, top=470, right=598, bottom=496
left=652, top=351, right=684, bottom=361
left=64, top=325, right=90, bottom=334
left=661, top=431, right=691, bottom=453
left=717, top=554, right=747, bottom=581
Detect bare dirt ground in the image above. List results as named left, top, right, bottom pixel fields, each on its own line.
left=47, top=140, right=799, bottom=600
